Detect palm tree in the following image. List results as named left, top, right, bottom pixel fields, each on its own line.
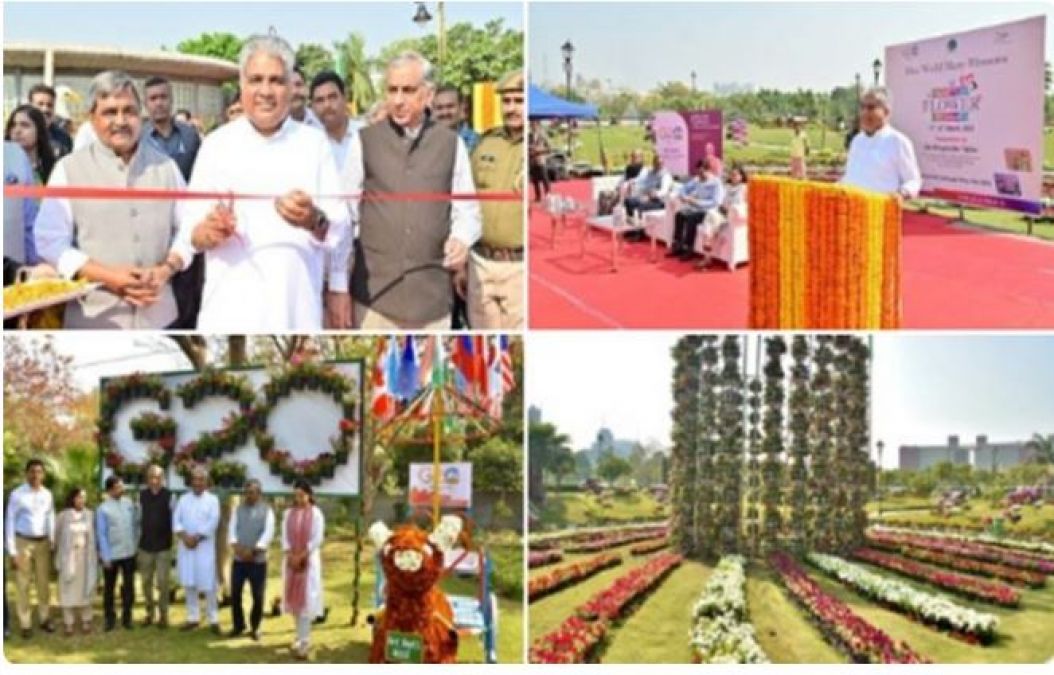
left=528, top=422, right=571, bottom=505
left=1025, top=433, right=1054, bottom=465
left=333, top=32, right=377, bottom=115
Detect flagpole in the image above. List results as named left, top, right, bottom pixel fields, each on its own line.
left=432, top=336, right=443, bottom=527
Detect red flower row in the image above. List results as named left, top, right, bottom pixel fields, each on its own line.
left=528, top=549, right=564, bottom=569
left=629, top=538, right=669, bottom=556
left=528, top=615, right=608, bottom=664
left=770, top=551, right=927, bottom=664
left=564, top=527, right=669, bottom=554
left=576, top=553, right=683, bottom=622
left=867, top=530, right=1054, bottom=574
left=529, top=553, right=622, bottom=602
left=898, top=546, right=1046, bottom=588
left=852, top=548, right=1020, bottom=607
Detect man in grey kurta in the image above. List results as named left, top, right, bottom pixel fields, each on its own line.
left=226, top=480, right=274, bottom=640
left=96, top=476, right=139, bottom=631
left=34, top=70, right=194, bottom=329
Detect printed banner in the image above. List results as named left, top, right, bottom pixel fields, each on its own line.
left=886, top=16, right=1046, bottom=213
left=408, top=462, right=472, bottom=508
left=652, top=109, right=724, bottom=177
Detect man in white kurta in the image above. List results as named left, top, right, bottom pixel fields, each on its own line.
left=180, top=34, right=351, bottom=331
left=173, top=469, right=220, bottom=631
left=841, top=87, right=922, bottom=200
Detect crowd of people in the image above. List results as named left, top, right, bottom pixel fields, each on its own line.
left=4, top=32, right=525, bottom=330
left=4, top=459, right=327, bottom=660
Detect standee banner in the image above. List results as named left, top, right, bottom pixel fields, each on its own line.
left=652, top=109, right=724, bottom=177
left=885, top=16, right=1046, bottom=214
left=409, top=462, right=473, bottom=508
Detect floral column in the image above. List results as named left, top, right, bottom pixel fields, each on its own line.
left=716, top=336, right=745, bottom=556
left=761, top=336, right=787, bottom=555
left=786, top=336, right=811, bottom=554
left=809, top=337, right=836, bottom=553
left=695, top=337, right=721, bottom=559
left=670, top=336, right=704, bottom=556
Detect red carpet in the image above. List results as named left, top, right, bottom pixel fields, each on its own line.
left=529, top=180, right=1054, bottom=329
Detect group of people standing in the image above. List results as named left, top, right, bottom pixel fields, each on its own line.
left=4, top=32, right=525, bottom=332
left=4, top=459, right=326, bottom=660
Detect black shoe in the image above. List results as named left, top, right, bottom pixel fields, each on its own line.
left=104, top=622, right=116, bottom=633
left=210, top=623, right=221, bottom=636
left=39, top=620, right=55, bottom=633
left=180, top=622, right=197, bottom=632
left=123, top=621, right=134, bottom=631
left=227, top=628, right=245, bottom=639
left=665, top=249, right=681, bottom=258
left=250, top=629, right=261, bottom=642
left=21, top=629, right=32, bottom=639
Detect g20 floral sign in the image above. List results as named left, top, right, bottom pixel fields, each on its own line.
left=96, top=361, right=363, bottom=495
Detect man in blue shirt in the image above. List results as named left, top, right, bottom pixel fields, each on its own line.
left=669, top=159, right=725, bottom=260
left=433, top=85, right=480, bottom=154
left=97, top=476, right=139, bottom=631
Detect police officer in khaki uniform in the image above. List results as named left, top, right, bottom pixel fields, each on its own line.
left=463, top=70, right=525, bottom=329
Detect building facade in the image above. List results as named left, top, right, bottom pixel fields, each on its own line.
left=899, top=434, right=1038, bottom=471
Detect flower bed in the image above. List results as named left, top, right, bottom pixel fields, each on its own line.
left=873, top=525, right=1054, bottom=557
left=576, top=552, right=683, bottom=622
left=629, top=538, right=669, bottom=556
left=770, top=551, right=927, bottom=664
left=564, top=527, right=669, bottom=554
left=807, top=553, right=998, bottom=644
left=867, top=529, right=1054, bottom=574
left=897, top=546, right=1046, bottom=588
left=690, top=555, right=769, bottom=663
left=852, top=548, right=1020, bottom=607
left=528, top=548, right=565, bottom=569
left=529, top=552, right=622, bottom=602
left=529, top=521, right=669, bottom=550
left=528, top=615, right=609, bottom=664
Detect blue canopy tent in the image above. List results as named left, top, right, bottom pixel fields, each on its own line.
left=528, top=84, right=606, bottom=174
left=528, top=84, right=599, bottom=119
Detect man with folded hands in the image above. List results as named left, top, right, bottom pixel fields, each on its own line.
left=34, top=70, right=193, bottom=329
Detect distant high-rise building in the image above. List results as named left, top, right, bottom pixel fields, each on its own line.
left=528, top=405, right=542, bottom=425
left=899, top=434, right=1039, bottom=471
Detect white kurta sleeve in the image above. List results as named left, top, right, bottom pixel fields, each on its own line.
left=257, top=507, right=276, bottom=550
left=227, top=506, right=239, bottom=546
left=329, top=133, right=364, bottom=292
left=313, top=134, right=351, bottom=258
left=166, top=167, right=195, bottom=271
left=180, top=134, right=218, bottom=248
left=33, top=162, right=86, bottom=279
left=281, top=509, right=291, bottom=552
left=309, top=507, right=324, bottom=553
left=897, top=135, right=922, bottom=199
left=200, top=494, right=220, bottom=539
left=172, top=494, right=185, bottom=534
left=449, top=137, right=482, bottom=248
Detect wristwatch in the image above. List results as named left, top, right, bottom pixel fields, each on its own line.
left=310, top=208, right=329, bottom=238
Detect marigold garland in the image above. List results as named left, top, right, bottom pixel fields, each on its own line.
left=749, top=177, right=901, bottom=329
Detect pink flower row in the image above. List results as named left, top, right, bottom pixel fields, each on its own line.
left=867, top=530, right=1054, bottom=574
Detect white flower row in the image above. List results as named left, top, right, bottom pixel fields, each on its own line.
left=807, top=552, right=999, bottom=637
left=691, top=555, right=769, bottom=664
left=692, top=555, right=748, bottom=620
left=873, top=525, right=1054, bottom=556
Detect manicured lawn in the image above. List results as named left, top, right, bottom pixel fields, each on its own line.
left=4, top=530, right=523, bottom=664
left=535, top=491, right=669, bottom=530
left=875, top=502, right=1054, bottom=540
left=747, top=567, right=843, bottom=664
left=906, top=201, right=1054, bottom=242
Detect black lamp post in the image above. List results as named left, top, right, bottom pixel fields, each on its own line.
left=854, top=72, right=862, bottom=133
left=691, top=70, right=697, bottom=93
left=872, top=58, right=882, bottom=87
left=561, top=39, right=575, bottom=156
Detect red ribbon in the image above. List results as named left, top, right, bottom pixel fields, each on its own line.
left=3, top=184, right=521, bottom=202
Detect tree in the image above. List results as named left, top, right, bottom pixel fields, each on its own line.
left=175, top=32, right=244, bottom=63
left=528, top=421, right=571, bottom=505
left=468, top=436, right=521, bottom=498
left=375, top=20, right=523, bottom=95
left=574, top=451, right=593, bottom=481
left=596, top=451, right=632, bottom=485
left=549, top=446, right=576, bottom=488
left=1025, top=433, right=1054, bottom=465
left=333, top=32, right=377, bottom=114
left=296, top=43, right=335, bottom=82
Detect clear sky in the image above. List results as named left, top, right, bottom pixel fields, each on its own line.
left=529, top=1, right=1052, bottom=92
left=4, top=0, right=522, bottom=53
left=528, top=333, right=1054, bottom=467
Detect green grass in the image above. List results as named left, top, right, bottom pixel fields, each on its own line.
left=534, top=491, right=669, bottom=530
left=873, top=501, right=1054, bottom=540
left=747, top=567, right=843, bottom=664
left=4, top=530, right=523, bottom=664
left=906, top=201, right=1054, bottom=242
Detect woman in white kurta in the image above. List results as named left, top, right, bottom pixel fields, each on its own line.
left=282, top=480, right=325, bottom=660
left=172, top=473, right=221, bottom=629
left=54, top=487, right=97, bottom=635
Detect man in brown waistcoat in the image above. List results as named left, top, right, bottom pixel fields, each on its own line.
left=34, top=70, right=194, bottom=329
left=328, top=50, right=481, bottom=330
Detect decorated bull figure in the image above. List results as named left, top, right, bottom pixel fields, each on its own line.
left=367, top=515, right=462, bottom=663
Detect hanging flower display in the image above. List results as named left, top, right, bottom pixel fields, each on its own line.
left=175, top=368, right=256, bottom=411
left=748, top=177, right=902, bottom=329
left=97, top=372, right=171, bottom=446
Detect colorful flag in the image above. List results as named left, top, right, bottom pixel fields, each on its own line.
left=500, top=335, right=516, bottom=393
left=371, top=337, right=397, bottom=421
left=394, top=336, right=419, bottom=400
left=418, top=335, right=435, bottom=388
left=487, top=336, right=504, bottom=419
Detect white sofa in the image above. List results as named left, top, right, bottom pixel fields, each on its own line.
left=649, top=193, right=749, bottom=271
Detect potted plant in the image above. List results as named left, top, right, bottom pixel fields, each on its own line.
left=319, top=453, right=336, bottom=479
left=330, top=435, right=350, bottom=465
